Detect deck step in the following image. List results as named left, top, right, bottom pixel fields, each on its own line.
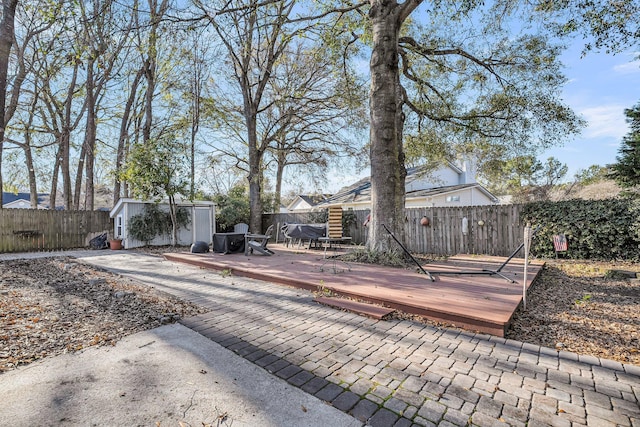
left=314, top=296, right=395, bottom=320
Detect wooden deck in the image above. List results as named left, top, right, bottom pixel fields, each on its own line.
left=164, top=244, right=545, bottom=337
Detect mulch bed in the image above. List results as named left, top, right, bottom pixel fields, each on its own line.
left=506, top=260, right=639, bottom=365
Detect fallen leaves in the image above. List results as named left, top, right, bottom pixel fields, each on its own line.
left=506, top=260, right=640, bottom=365
left=0, top=256, right=207, bottom=373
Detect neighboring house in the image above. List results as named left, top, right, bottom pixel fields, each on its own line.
left=317, top=161, right=498, bottom=210
left=286, top=194, right=332, bottom=212
left=2, top=192, right=48, bottom=209
left=110, top=198, right=216, bottom=249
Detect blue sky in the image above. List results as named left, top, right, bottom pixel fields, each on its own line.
left=294, top=37, right=640, bottom=194
left=541, top=44, right=640, bottom=180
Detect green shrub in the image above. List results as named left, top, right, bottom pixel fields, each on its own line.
left=129, top=204, right=190, bottom=244
left=309, top=210, right=328, bottom=223
left=214, top=186, right=250, bottom=232
left=342, top=210, right=357, bottom=237
left=522, top=198, right=640, bottom=261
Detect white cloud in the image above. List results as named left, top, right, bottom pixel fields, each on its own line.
left=580, top=105, right=629, bottom=139
left=613, top=60, right=640, bottom=75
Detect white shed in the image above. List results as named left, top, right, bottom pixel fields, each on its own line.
left=109, top=198, right=216, bottom=249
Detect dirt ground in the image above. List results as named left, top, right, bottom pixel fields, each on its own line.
left=1, top=251, right=638, bottom=373
left=506, top=259, right=639, bottom=365
left=0, top=255, right=207, bottom=373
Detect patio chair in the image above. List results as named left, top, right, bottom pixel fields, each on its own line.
left=281, top=223, right=296, bottom=247
left=319, top=207, right=352, bottom=250
left=318, top=207, right=352, bottom=272
left=246, top=224, right=275, bottom=256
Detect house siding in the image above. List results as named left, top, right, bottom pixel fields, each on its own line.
left=319, top=163, right=496, bottom=210
left=407, top=169, right=459, bottom=191
left=405, top=188, right=494, bottom=208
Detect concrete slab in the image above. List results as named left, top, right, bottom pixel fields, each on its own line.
left=0, top=323, right=361, bottom=427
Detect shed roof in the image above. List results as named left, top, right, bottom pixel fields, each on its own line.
left=110, top=198, right=216, bottom=218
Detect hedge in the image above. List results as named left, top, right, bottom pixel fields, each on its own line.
left=522, top=198, right=640, bottom=261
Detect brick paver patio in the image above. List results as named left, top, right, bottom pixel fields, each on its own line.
left=71, top=251, right=640, bottom=426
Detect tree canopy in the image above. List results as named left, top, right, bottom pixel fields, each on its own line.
left=609, top=102, right=640, bottom=190
left=1, top=0, right=638, bottom=254
left=120, top=133, right=190, bottom=245
left=483, top=155, right=568, bottom=203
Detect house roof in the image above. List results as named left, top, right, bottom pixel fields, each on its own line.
left=299, top=194, right=330, bottom=205
left=317, top=165, right=497, bottom=207
left=2, top=192, right=48, bottom=207
left=319, top=177, right=371, bottom=206
left=405, top=163, right=463, bottom=185
left=405, top=183, right=499, bottom=202
left=287, top=194, right=332, bottom=210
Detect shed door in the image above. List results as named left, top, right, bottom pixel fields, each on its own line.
left=194, top=207, right=212, bottom=243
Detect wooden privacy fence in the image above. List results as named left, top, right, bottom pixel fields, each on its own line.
left=0, top=209, right=112, bottom=253
left=265, top=204, right=527, bottom=257
left=404, top=205, right=524, bottom=256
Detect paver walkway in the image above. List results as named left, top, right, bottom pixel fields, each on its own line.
left=23, top=251, right=640, bottom=426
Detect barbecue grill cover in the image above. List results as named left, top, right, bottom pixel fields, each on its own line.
left=190, top=241, right=210, bottom=253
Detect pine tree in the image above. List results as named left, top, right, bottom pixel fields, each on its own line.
left=610, top=103, right=640, bottom=189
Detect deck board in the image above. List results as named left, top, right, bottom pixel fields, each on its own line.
left=164, top=244, right=545, bottom=336
left=314, top=296, right=395, bottom=319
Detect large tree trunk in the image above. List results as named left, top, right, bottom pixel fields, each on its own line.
left=50, top=144, right=62, bottom=209
left=142, top=0, right=168, bottom=145
left=26, top=149, right=37, bottom=208
left=61, top=130, right=72, bottom=209
left=73, top=142, right=87, bottom=209
left=142, top=56, right=154, bottom=144
left=246, top=106, right=264, bottom=233
left=190, top=116, right=197, bottom=200
left=189, top=41, right=202, bottom=200
left=0, top=0, right=19, bottom=208
left=74, top=59, right=97, bottom=210
left=367, top=1, right=407, bottom=252
left=58, top=62, right=80, bottom=210
left=168, top=194, right=177, bottom=246
left=207, top=0, right=291, bottom=235
left=114, top=67, right=144, bottom=205
left=24, top=83, right=39, bottom=208
left=274, top=147, right=286, bottom=212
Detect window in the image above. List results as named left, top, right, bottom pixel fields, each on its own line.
left=116, top=215, right=123, bottom=237
left=446, top=195, right=460, bottom=203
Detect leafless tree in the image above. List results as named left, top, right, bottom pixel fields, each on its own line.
left=0, top=0, right=19, bottom=207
